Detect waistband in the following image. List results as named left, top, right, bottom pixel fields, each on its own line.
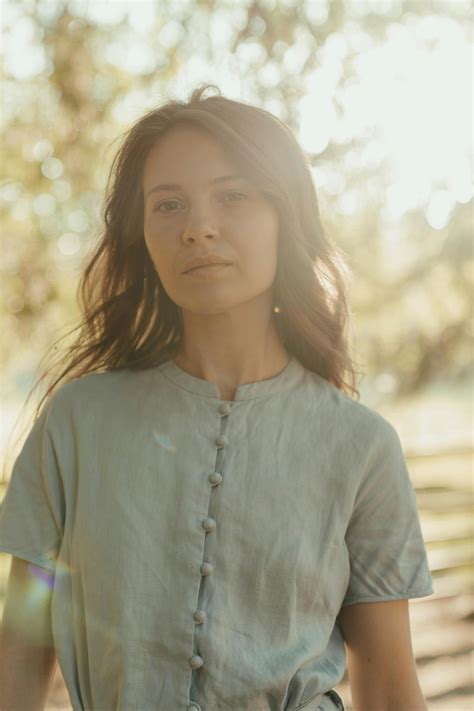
left=294, top=689, right=345, bottom=710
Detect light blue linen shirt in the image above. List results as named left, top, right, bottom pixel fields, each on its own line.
left=0, top=355, right=433, bottom=710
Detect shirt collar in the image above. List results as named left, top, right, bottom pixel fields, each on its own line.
left=157, top=355, right=306, bottom=401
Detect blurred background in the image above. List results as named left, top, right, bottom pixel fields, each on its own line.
left=0, top=0, right=472, bottom=708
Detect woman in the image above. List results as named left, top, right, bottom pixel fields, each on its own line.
left=0, top=84, right=433, bottom=710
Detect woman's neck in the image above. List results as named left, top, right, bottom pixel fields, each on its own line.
left=173, top=318, right=289, bottom=401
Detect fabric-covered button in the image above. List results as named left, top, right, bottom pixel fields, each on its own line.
left=215, top=435, right=228, bottom=449
left=189, top=654, right=204, bottom=669
left=219, top=402, right=232, bottom=416
left=193, top=609, right=207, bottom=624
left=200, top=561, right=214, bottom=576
left=202, top=517, right=216, bottom=532
left=209, top=472, right=223, bottom=487
left=188, top=703, right=201, bottom=710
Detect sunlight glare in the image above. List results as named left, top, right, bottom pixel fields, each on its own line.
left=426, top=190, right=456, bottom=230
left=299, top=13, right=472, bottom=221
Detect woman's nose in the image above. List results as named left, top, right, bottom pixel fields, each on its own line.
left=182, top=207, right=220, bottom=244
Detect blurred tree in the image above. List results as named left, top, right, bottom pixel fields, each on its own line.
left=1, top=0, right=472, bottom=403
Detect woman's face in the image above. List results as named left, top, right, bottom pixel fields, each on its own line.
left=142, top=124, right=280, bottom=316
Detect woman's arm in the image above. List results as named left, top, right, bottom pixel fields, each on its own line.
left=0, top=556, right=57, bottom=711
left=338, top=599, right=427, bottom=711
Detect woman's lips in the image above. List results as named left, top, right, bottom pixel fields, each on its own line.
left=184, top=263, right=232, bottom=276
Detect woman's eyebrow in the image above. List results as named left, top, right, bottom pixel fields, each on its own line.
left=145, top=174, right=245, bottom=200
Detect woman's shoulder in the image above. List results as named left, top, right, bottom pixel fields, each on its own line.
left=41, top=367, right=150, bottom=420
left=303, top=367, right=399, bottom=444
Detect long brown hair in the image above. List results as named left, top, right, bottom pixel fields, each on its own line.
left=11, top=83, right=361, bottom=463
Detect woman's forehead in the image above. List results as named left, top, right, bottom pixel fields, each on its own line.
left=149, top=125, right=229, bottom=161
left=143, top=127, right=248, bottom=186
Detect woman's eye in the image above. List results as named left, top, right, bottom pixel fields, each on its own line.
left=223, top=191, right=247, bottom=203
left=153, top=192, right=247, bottom=214
left=154, top=200, right=183, bottom=214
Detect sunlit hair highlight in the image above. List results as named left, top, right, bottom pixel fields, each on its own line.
left=13, top=83, right=362, bottom=455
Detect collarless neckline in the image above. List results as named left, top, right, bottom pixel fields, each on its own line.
left=157, top=355, right=305, bottom=401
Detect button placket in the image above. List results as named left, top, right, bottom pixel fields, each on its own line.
left=189, top=399, right=232, bottom=700
left=215, top=434, right=228, bottom=449
left=219, top=401, right=232, bottom=417
left=208, top=471, right=222, bottom=487
left=189, top=654, right=204, bottom=670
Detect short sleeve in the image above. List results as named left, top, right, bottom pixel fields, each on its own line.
left=0, top=396, right=65, bottom=572
left=341, top=417, right=434, bottom=606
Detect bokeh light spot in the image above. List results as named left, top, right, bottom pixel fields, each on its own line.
left=58, top=233, right=81, bottom=256
left=41, top=157, right=63, bottom=180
